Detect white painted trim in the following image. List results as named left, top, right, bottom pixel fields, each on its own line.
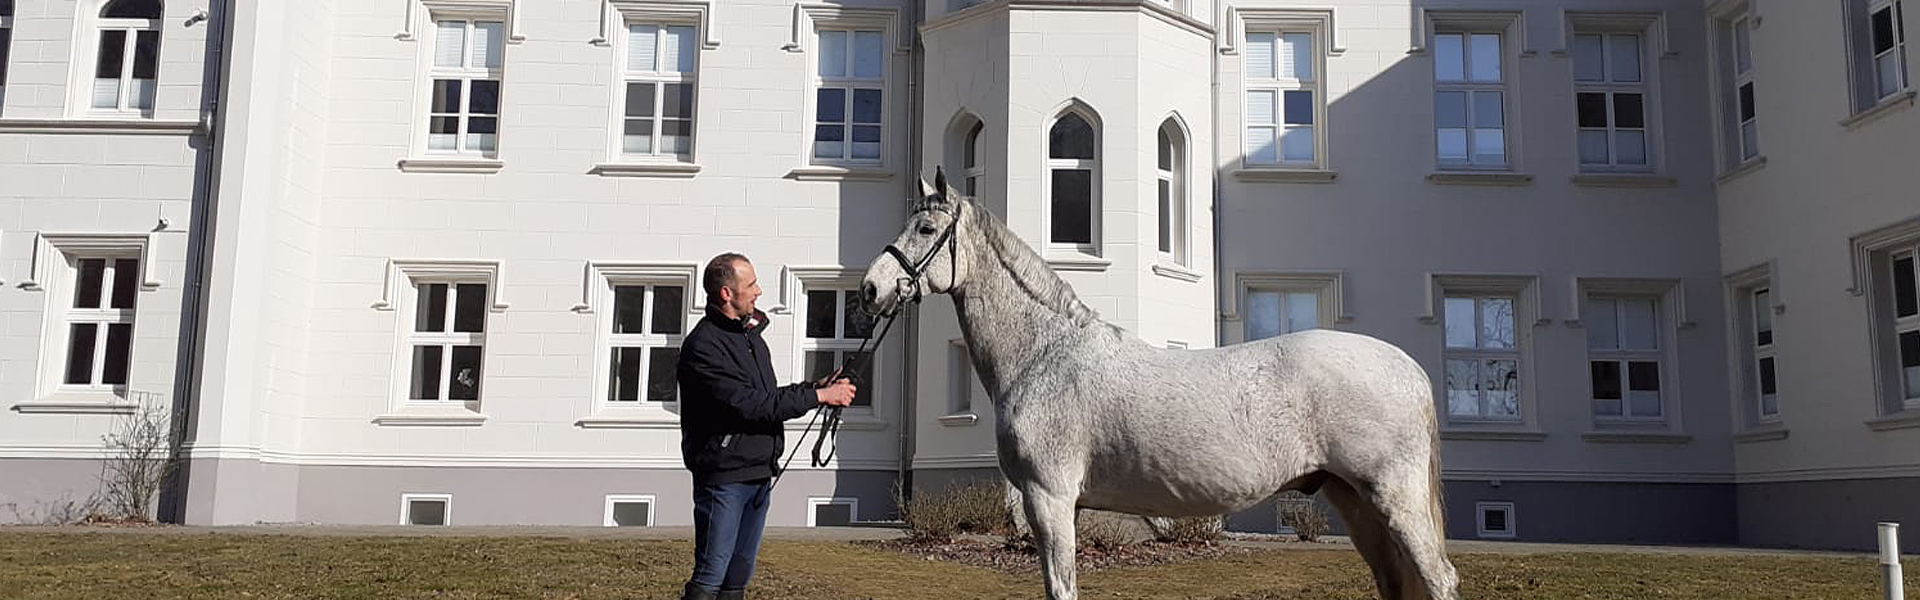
left=1426, top=172, right=1535, bottom=186
left=1224, top=270, right=1350, bottom=324
left=784, top=165, right=895, bottom=181
left=1570, top=174, right=1678, bottom=188
left=401, top=493, right=454, bottom=525
left=1222, top=7, right=1345, bottom=56
left=396, top=158, right=506, bottom=174
left=21, top=232, right=162, bottom=291
left=806, top=496, right=859, bottom=527
left=590, top=162, right=702, bottom=178
left=400, top=0, right=519, bottom=42
left=372, top=259, right=509, bottom=311
left=595, top=0, right=718, bottom=48
left=1151, top=263, right=1204, bottom=283
left=1475, top=501, right=1516, bottom=539
left=604, top=494, right=657, bottom=527
left=785, top=4, right=910, bottom=54
left=1046, top=255, right=1113, bottom=272
left=1847, top=216, right=1920, bottom=296
left=1552, top=10, right=1675, bottom=58
left=938, top=413, right=980, bottom=427
left=1440, top=429, right=1549, bottom=442
left=1839, top=90, right=1917, bottom=129
left=1420, top=273, right=1546, bottom=326
left=1580, top=431, right=1694, bottom=444
left=572, top=261, right=699, bottom=314
left=0, top=119, right=202, bottom=135
left=166, top=446, right=901, bottom=470
left=10, top=401, right=139, bottom=415
left=1233, top=168, right=1339, bottom=183
left=912, top=453, right=1000, bottom=469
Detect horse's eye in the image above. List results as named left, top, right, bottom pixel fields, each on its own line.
left=918, top=226, right=937, bottom=236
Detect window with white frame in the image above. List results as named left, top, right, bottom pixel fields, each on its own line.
left=807, top=497, right=857, bottom=527
left=57, top=256, right=141, bottom=394
left=604, top=282, right=685, bottom=403
left=963, top=120, right=984, bottom=196
left=1157, top=120, right=1187, bottom=264
left=1848, top=0, right=1911, bottom=110
left=802, top=287, right=877, bottom=407
left=1, top=0, right=14, bottom=111
left=405, top=281, right=488, bottom=402
left=402, top=494, right=451, bottom=526
left=1586, top=296, right=1666, bottom=422
left=604, top=494, right=655, bottom=527
left=425, top=17, right=504, bottom=155
left=1433, top=30, right=1508, bottom=168
left=619, top=22, right=696, bottom=160
left=1244, top=289, right=1320, bottom=342
left=1573, top=32, right=1652, bottom=171
left=90, top=0, right=163, bottom=114
left=1889, top=246, right=1920, bottom=408
left=1047, top=109, right=1098, bottom=250
left=1748, top=287, right=1780, bottom=420
left=1717, top=12, right=1760, bottom=164
left=1244, top=29, right=1319, bottom=166
left=948, top=340, right=974, bottom=415
left=812, top=28, right=885, bottom=163
left=1444, top=295, right=1520, bottom=421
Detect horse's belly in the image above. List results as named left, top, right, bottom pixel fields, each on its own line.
left=1078, top=451, right=1279, bottom=517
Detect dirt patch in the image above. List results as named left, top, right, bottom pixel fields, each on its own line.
left=859, top=536, right=1254, bottom=574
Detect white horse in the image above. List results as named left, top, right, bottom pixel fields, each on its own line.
left=860, top=171, right=1460, bottom=600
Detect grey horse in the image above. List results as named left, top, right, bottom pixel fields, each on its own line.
left=859, top=171, right=1460, bottom=600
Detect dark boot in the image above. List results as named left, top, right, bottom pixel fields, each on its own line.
left=679, top=583, right=717, bottom=600
left=716, top=590, right=745, bottom=600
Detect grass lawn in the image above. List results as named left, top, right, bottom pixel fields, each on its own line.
left=0, top=531, right=1915, bottom=599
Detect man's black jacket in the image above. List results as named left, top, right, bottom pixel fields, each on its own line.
left=676, top=309, right=820, bottom=485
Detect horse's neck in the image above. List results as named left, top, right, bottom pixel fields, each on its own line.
left=949, top=213, right=1103, bottom=399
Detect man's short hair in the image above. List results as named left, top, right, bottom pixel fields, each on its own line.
left=702, top=253, right=749, bottom=307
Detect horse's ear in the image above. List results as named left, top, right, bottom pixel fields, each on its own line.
left=917, top=175, right=935, bottom=199
left=933, top=166, right=949, bottom=196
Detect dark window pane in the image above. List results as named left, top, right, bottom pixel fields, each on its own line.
left=1613, top=93, right=1645, bottom=128
left=805, top=350, right=837, bottom=382
left=851, top=89, right=882, bottom=124
left=965, top=123, right=982, bottom=169
left=609, top=347, right=641, bottom=401
left=409, top=345, right=443, bottom=400
left=1902, top=331, right=1920, bottom=368
left=431, top=80, right=462, bottom=114
left=814, top=124, right=844, bottom=142
left=626, top=82, right=655, bottom=118
left=849, top=351, right=874, bottom=406
left=102, top=323, right=133, bottom=385
left=1158, top=179, right=1172, bottom=253
left=430, top=116, right=459, bottom=135
left=467, top=117, right=497, bottom=135
left=468, top=80, right=500, bottom=115
left=815, top=503, right=853, bottom=526
left=1434, top=91, right=1468, bottom=128
left=1, top=29, right=13, bottom=86
left=1758, top=356, right=1777, bottom=395
left=65, top=324, right=99, bottom=385
left=1484, top=509, right=1507, bottom=532
left=624, top=118, right=651, bottom=139
left=101, top=0, right=162, bottom=19
left=75, top=259, right=106, bottom=309
left=1049, top=114, right=1094, bottom=159
left=648, top=347, right=679, bottom=402
left=453, top=283, right=487, bottom=333
left=662, top=83, right=693, bottom=119
left=651, top=285, right=684, bottom=334
left=612, top=285, right=646, bottom=334
left=844, top=292, right=874, bottom=339
left=816, top=88, right=846, bottom=123
left=110, top=259, right=139, bottom=309
left=806, top=290, right=838, bottom=338
left=408, top=500, right=447, bottom=526
left=1, top=1, right=13, bottom=17
left=1050, top=169, right=1092, bottom=244
left=851, top=125, right=882, bottom=143
left=1874, top=7, right=1897, bottom=54
left=132, top=30, right=158, bottom=79
left=415, top=283, right=447, bottom=332
left=1283, top=90, right=1314, bottom=125
left=1894, top=255, right=1917, bottom=318
left=1738, top=83, right=1756, bottom=121
left=1577, top=93, right=1609, bottom=128
left=1757, top=328, right=1773, bottom=347
left=449, top=345, right=483, bottom=400
left=1157, top=129, right=1173, bottom=170
left=96, top=31, right=126, bottom=79
left=1590, top=361, right=1621, bottom=399
left=1628, top=361, right=1661, bottom=391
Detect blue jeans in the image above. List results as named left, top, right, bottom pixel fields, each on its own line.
left=687, top=478, right=772, bottom=592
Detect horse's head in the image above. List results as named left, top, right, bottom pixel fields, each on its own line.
left=861, top=168, right=969, bottom=316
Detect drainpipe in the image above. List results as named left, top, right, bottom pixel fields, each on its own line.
left=161, top=0, right=231, bottom=524
left=1210, top=1, right=1224, bottom=349
left=897, top=0, right=926, bottom=509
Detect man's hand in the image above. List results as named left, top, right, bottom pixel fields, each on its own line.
left=815, top=378, right=856, bottom=407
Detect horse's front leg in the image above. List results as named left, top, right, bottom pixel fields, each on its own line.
left=1018, top=483, right=1080, bottom=600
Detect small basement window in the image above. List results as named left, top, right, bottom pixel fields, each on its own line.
left=403, top=494, right=452, bottom=526
left=1476, top=501, right=1515, bottom=539
left=808, top=497, right=857, bottom=527
left=605, top=494, right=656, bottom=527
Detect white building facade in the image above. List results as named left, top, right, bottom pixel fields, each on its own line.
left=0, top=0, right=1914, bottom=550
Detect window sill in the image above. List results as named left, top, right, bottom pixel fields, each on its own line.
left=1839, top=90, right=1916, bottom=130
left=576, top=414, right=680, bottom=429
left=1047, top=254, right=1112, bottom=272
left=786, top=165, right=894, bottom=182
left=1233, top=168, right=1339, bottom=183
left=0, top=118, right=202, bottom=136
left=1715, top=156, right=1768, bottom=185
left=373, top=403, right=487, bottom=426
left=1570, top=173, right=1678, bottom=188
left=938, top=413, right=980, bottom=427
left=1865, top=411, right=1920, bottom=432
left=590, top=162, right=701, bottom=178
left=787, top=409, right=888, bottom=431
left=397, top=157, right=506, bottom=174
left=1733, top=424, right=1790, bottom=443
left=1427, top=171, right=1534, bottom=186
left=1151, top=263, right=1203, bottom=283
left=1581, top=430, right=1692, bottom=444
left=1439, top=428, right=1548, bottom=442
left=10, top=399, right=139, bottom=415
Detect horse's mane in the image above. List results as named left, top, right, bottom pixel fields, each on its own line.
left=936, top=194, right=1103, bottom=329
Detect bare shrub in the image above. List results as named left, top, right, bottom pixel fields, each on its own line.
left=1276, top=491, right=1330, bottom=541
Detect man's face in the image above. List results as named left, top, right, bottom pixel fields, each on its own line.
left=726, top=260, right=761, bottom=316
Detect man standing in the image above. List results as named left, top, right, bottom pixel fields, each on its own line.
left=675, top=253, right=856, bottom=600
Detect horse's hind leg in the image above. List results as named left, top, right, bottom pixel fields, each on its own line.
left=1018, top=484, right=1080, bottom=600
left=1370, top=466, right=1460, bottom=600
left=1322, top=476, right=1405, bottom=600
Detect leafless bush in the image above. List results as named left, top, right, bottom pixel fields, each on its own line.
left=1276, top=491, right=1330, bottom=541
left=895, top=480, right=1014, bottom=543
left=95, top=400, right=177, bottom=522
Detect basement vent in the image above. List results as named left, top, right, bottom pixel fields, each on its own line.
left=1476, top=501, right=1515, bottom=539
left=605, top=495, right=656, bottom=527
left=809, top=497, right=857, bottom=527
left=403, top=494, right=451, bottom=526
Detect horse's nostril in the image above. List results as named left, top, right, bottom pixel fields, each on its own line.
left=861, top=282, right=877, bottom=302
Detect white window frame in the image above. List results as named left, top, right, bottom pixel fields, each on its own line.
left=52, top=254, right=142, bottom=397
left=1749, top=287, right=1780, bottom=420
left=23, top=234, right=157, bottom=408
left=75, top=0, right=164, bottom=117
left=612, top=19, right=699, bottom=162
left=1045, top=105, right=1102, bottom=256
left=1424, top=274, right=1541, bottom=432
left=1442, top=294, right=1523, bottom=423
left=781, top=266, right=893, bottom=428
left=1887, top=245, right=1920, bottom=410
left=797, top=282, right=881, bottom=412
left=603, top=494, right=657, bottom=527
left=1242, top=27, right=1325, bottom=169
left=1719, top=12, right=1760, bottom=165
left=599, top=280, right=688, bottom=403
left=1725, top=262, right=1783, bottom=431
left=1, top=3, right=14, bottom=112
left=806, top=496, right=859, bottom=527
left=963, top=120, right=985, bottom=197
left=374, top=259, right=505, bottom=425
left=1584, top=295, right=1669, bottom=424
left=579, top=263, right=698, bottom=424
left=419, top=15, right=505, bottom=157
left=1475, top=501, right=1516, bottom=539
left=1228, top=272, right=1348, bottom=344
left=400, top=279, right=490, bottom=404
left=1423, top=11, right=1523, bottom=171
left=401, top=493, right=453, bottom=526
left=1156, top=119, right=1189, bottom=266
left=944, top=339, right=985, bottom=421
left=1432, top=30, right=1510, bottom=170
left=1849, top=219, right=1920, bottom=421
left=808, top=27, right=887, bottom=165
left=1847, top=0, right=1913, bottom=111
left=1572, top=30, right=1656, bottom=172
left=1571, top=278, right=1688, bottom=430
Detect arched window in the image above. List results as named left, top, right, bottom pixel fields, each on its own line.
left=1157, top=119, right=1187, bottom=264
left=92, top=0, right=163, bottom=113
left=1047, top=109, right=1098, bottom=249
left=962, top=120, right=984, bottom=196
left=1, top=0, right=15, bottom=111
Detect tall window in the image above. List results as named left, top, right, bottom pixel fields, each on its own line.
left=1890, top=247, right=1920, bottom=407
left=92, top=0, right=163, bottom=113
left=1748, top=287, right=1780, bottom=420
left=802, top=288, right=876, bottom=407
left=1156, top=121, right=1186, bottom=264
left=1444, top=295, right=1519, bottom=421
left=1434, top=31, right=1507, bottom=168
left=1721, top=14, right=1760, bottom=162
left=1586, top=296, right=1665, bottom=422
left=1574, top=32, right=1651, bottom=171
left=1244, top=30, right=1318, bottom=165
left=813, top=29, right=884, bottom=162
left=1, top=0, right=14, bottom=110
left=963, top=121, right=984, bottom=196
left=606, top=283, right=684, bottom=403
left=1850, top=0, right=1911, bottom=108
left=621, top=24, right=696, bottom=160
left=948, top=340, right=974, bottom=415
left=1244, top=290, right=1319, bottom=341
left=60, top=256, right=140, bottom=393
left=1047, top=110, right=1097, bottom=249
left=427, top=18, right=503, bottom=155
left=406, top=281, right=487, bottom=402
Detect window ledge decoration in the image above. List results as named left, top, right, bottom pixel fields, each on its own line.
left=1046, top=254, right=1112, bottom=273
left=1839, top=90, right=1916, bottom=130
left=1565, top=278, right=1694, bottom=329
left=1234, top=168, right=1339, bottom=183
left=399, top=0, right=524, bottom=43
left=1419, top=273, right=1548, bottom=326
left=1223, top=271, right=1353, bottom=324
left=1581, top=430, right=1692, bottom=444
left=1220, top=7, right=1345, bottom=56
left=786, top=165, right=894, bottom=182
left=1715, top=155, right=1768, bottom=185
left=783, top=4, right=909, bottom=54
left=372, top=259, right=509, bottom=311
left=398, top=158, right=506, bottom=174
left=20, top=233, right=161, bottom=292
left=1846, top=216, right=1920, bottom=296
left=1866, top=411, right=1920, bottom=432
left=938, top=413, right=979, bottom=427
left=570, top=261, right=699, bottom=314
left=1733, top=424, right=1789, bottom=443
left=373, top=403, right=488, bottom=426
left=1571, top=174, right=1678, bottom=188
left=1427, top=171, right=1535, bottom=186
left=590, top=162, right=702, bottom=178
left=593, top=0, right=719, bottom=48
left=1152, top=263, right=1204, bottom=283
left=0, top=119, right=201, bottom=136
left=1439, top=428, right=1549, bottom=442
